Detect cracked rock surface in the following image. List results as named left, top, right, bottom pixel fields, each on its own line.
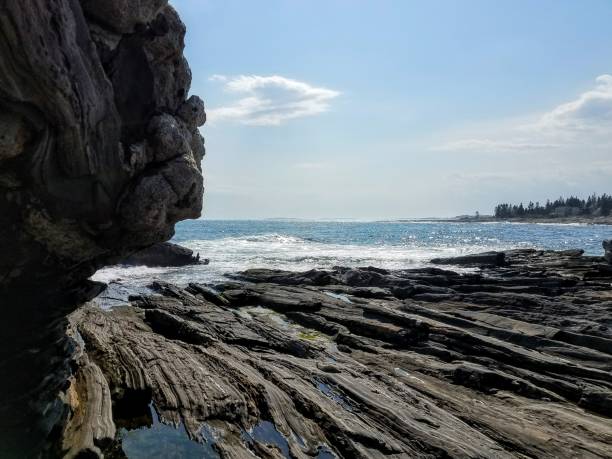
left=66, top=249, right=612, bottom=458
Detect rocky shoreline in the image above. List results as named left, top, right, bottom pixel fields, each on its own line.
left=57, top=248, right=612, bottom=458
left=426, top=216, right=612, bottom=225
left=2, top=1, right=611, bottom=457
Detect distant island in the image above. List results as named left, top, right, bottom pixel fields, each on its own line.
left=493, top=194, right=612, bottom=219
left=435, top=194, right=612, bottom=224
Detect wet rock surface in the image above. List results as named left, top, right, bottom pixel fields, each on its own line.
left=66, top=249, right=612, bottom=458
left=431, top=251, right=506, bottom=267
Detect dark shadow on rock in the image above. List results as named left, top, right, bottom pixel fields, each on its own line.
left=121, top=242, right=206, bottom=267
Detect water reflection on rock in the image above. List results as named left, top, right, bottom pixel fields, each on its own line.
left=119, top=404, right=219, bottom=459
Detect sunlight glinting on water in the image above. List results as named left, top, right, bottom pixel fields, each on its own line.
left=91, top=220, right=611, bottom=288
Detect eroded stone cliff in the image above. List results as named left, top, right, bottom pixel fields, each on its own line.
left=0, top=0, right=204, bottom=293
left=0, top=1, right=205, bottom=455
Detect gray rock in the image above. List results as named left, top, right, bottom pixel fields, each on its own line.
left=431, top=251, right=506, bottom=267
left=147, top=114, right=193, bottom=163
left=80, top=0, right=168, bottom=34
left=121, top=242, right=203, bottom=267
left=603, top=240, right=612, bottom=263
left=0, top=1, right=205, bottom=454
left=186, top=283, right=231, bottom=306
left=0, top=1, right=205, bottom=294
left=177, top=95, right=207, bottom=128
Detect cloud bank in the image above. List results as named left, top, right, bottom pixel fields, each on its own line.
left=208, top=75, right=340, bottom=126
left=435, top=74, right=612, bottom=153
left=538, top=74, right=612, bottom=132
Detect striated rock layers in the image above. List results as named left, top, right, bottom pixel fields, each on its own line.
left=66, top=249, right=612, bottom=458
left=0, top=1, right=205, bottom=455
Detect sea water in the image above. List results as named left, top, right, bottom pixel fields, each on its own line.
left=92, top=219, right=612, bottom=288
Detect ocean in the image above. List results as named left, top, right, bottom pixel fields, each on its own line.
left=92, top=219, right=612, bottom=289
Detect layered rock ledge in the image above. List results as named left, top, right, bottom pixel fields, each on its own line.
left=65, top=249, right=612, bottom=458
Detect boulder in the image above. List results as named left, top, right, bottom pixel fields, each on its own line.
left=431, top=251, right=506, bottom=267
left=603, top=240, right=612, bottom=264
left=121, top=242, right=205, bottom=267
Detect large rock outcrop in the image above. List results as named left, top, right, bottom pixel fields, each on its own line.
left=0, top=0, right=205, bottom=294
left=0, top=1, right=205, bottom=455
left=121, top=242, right=204, bottom=267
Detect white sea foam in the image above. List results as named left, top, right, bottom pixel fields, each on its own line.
left=489, top=221, right=591, bottom=227
left=91, top=232, right=520, bottom=288
left=534, top=222, right=590, bottom=227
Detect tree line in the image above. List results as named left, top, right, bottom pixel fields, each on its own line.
left=494, top=194, right=612, bottom=219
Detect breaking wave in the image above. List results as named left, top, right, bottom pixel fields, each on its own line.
left=92, top=220, right=611, bottom=289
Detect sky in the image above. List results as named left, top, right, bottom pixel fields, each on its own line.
left=171, top=0, right=612, bottom=219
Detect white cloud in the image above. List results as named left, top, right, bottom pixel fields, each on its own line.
left=434, top=139, right=560, bottom=153
left=446, top=159, right=612, bottom=184
left=292, top=162, right=329, bottom=170
left=435, top=74, right=612, bottom=153
left=209, top=74, right=228, bottom=82
left=537, top=74, right=612, bottom=132
left=207, top=75, right=340, bottom=126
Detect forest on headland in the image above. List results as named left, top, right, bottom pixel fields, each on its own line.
left=494, top=194, right=612, bottom=219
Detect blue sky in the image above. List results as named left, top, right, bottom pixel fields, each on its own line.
left=171, top=0, right=612, bottom=219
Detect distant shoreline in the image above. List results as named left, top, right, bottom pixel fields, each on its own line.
left=418, top=216, right=612, bottom=225
left=192, top=217, right=612, bottom=225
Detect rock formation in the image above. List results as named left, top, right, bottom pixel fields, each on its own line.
left=0, top=0, right=205, bottom=294
left=65, top=249, right=612, bottom=457
left=603, top=240, right=612, bottom=264
left=0, top=1, right=205, bottom=455
left=431, top=251, right=506, bottom=267
left=121, top=242, right=205, bottom=267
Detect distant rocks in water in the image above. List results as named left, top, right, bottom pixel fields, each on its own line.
left=431, top=251, right=506, bottom=267
left=0, top=0, right=206, bottom=294
left=604, top=240, right=612, bottom=264
left=121, top=242, right=207, bottom=267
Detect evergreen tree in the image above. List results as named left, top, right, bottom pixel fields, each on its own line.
left=493, top=193, right=612, bottom=219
